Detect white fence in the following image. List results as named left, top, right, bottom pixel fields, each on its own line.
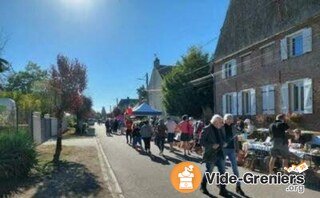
left=32, top=112, right=67, bottom=144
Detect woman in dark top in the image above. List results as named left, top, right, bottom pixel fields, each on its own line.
left=132, top=123, right=142, bottom=149
left=155, top=119, right=167, bottom=155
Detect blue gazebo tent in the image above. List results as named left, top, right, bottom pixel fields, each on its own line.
left=132, top=102, right=162, bottom=116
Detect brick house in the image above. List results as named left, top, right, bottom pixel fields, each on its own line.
left=212, top=0, right=320, bottom=130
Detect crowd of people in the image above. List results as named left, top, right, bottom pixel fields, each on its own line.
left=103, top=113, right=305, bottom=197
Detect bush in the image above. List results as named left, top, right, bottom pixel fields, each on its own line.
left=65, top=115, right=76, bottom=128
left=0, top=131, right=38, bottom=180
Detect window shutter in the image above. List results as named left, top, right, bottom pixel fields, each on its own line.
left=303, top=78, right=313, bottom=114
left=280, top=38, right=288, bottom=60
left=222, top=64, right=225, bottom=79
left=303, top=27, right=312, bottom=53
left=281, top=83, right=289, bottom=113
left=232, top=92, right=237, bottom=115
left=222, top=94, right=226, bottom=115
left=250, top=89, right=256, bottom=115
left=231, top=59, right=237, bottom=76
left=238, top=91, right=242, bottom=115
left=269, top=85, right=275, bottom=114
left=262, top=86, right=268, bottom=114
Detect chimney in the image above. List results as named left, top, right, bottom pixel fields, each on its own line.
left=154, top=57, right=160, bottom=68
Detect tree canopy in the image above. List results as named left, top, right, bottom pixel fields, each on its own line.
left=162, top=46, right=213, bottom=118
left=50, top=54, right=88, bottom=162
left=101, top=107, right=107, bottom=119
left=137, top=85, right=147, bottom=101
left=5, top=62, right=48, bottom=94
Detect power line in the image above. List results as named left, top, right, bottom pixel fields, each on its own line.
left=159, top=31, right=319, bottom=96
left=187, top=30, right=318, bottom=86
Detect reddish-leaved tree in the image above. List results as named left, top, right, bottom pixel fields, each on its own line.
left=50, top=55, right=87, bottom=163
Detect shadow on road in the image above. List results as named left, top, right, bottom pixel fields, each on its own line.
left=149, top=154, right=170, bottom=165
left=164, top=145, right=182, bottom=153
left=174, top=152, right=203, bottom=164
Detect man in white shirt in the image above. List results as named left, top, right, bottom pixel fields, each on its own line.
left=165, top=117, right=177, bottom=152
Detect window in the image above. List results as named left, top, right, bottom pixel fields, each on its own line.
left=291, top=81, right=305, bottom=113
left=221, top=59, right=236, bottom=79
left=289, top=34, right=303, bottom=57
left=238, top=89, right=256, bottom=115
left=222, top=92, right=237, bottom=115
left=241, top=54, right=251, bottom=71
left=261, top=43, right=274, bottom=66
left=242, top=91, right=251, bottom=115
left=281, top=78, right=313, bottom=114
left=261, top=85, right=275, bottom=114
left=280, top=28, right=312, bottom=60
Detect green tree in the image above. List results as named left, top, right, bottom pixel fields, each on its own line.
left=75, top=95, right=93, bottom=134
left=0, top=91, right=43, bottom=123
left=0, top=58, right=9, bottom=73
left=6, top=62, right=48, bottom=93
left=50, top=55, right=87, bottom=163
left=162, top=46, right=213, bottom=118
left=101, top=106, right=107, bottom=119
left=137, top=85, right=147, bottom=101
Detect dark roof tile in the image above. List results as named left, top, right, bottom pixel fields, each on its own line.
left=214, top=0, right=320, bottom=61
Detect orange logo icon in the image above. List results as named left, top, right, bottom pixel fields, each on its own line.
left=170, top=161, right=202, bottom=193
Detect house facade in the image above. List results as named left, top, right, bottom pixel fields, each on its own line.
left=117, top=97, right=139, bottom=112
left=148, top=57, right=173, bottom=115
left=213, top=0, right=320, bottom=130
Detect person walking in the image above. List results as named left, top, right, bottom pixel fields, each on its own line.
left=193, top=120, right=204, bottom=154
left=112, top=119, right=119, bottom=134
left=200, top=114, right=230, bottom=197
left=222, top=114, right=245, bottom=196
left=269, top=114, right=292, bottom=174
left=178, top=115, right=191, bottom=156
left=132, top=123, right=142, bottom=149
left=125, top=119, right=133, bottom=144
left=187, top=117, right=195, bottom=153
left=140, top=121, right=153, bottom=153
left=165, top=117, right=177, bottom=152
left=105, top=118, right=111, bottom=135
left=155, top=119, right=167, bottom=155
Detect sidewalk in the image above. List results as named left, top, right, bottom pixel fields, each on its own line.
left=4, top=134, right=121, bottom=198
left=43, top=135, right=124, bottom=198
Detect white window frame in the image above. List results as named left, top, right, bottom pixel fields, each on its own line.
left=221, top=59, right=236, bottom=79
left=280, top=27, right=312, bottom=60
left=238, top=88, right=256, bottom=115
left=261, top=85, right=275, bottom=114
left=288, top=32, right=304, bottom=57
left=222, top=92, right=237, bottom=115
left=281, top=78, right=313, bottom=114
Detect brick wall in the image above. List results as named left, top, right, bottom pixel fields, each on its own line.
left=213, top=18, right=320, bottom=130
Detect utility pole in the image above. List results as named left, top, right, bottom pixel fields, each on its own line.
left=145, top=72, right=149, bottom=104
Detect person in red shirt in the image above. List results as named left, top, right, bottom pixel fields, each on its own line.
left=125, top=119, right=133, bottom=144
left=178, top=115, right=191, bottom=156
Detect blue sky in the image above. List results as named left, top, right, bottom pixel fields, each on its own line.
left=0, top=0, right=229, bottom=112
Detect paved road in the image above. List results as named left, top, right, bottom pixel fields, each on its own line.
left=95, top=124, right=319, bottom=198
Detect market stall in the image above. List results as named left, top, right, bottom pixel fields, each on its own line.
left=132, top=102, right=162, bottom=116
